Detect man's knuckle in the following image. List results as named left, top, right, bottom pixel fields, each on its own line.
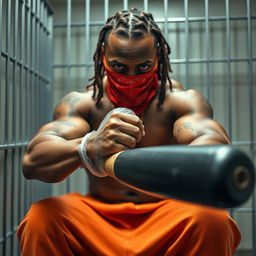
left=108, top=119, right=119, bottom=128
left=111, top=112, right=121, bottom=118
left=135, top=118, right=142, bottom=126
left=108, top=140, right=115, bottom=148
left=135, top=127, right=141, bottom=135
left=106, top=130, right=116, bottom=139
left=130, top=137, right=137, bottom=147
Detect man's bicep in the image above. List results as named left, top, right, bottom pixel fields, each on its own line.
left=173, top=115, right=202, bottom=144
left=37, top=116, right=90, bottom=140
left=38, top=91, right=91, bottom=140
left=52, top=91, right=84, bottom=119
left=173, top=114, right=230, bottom=145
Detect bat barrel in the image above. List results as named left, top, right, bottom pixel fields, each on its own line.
left=232, top=166, right=250, bottom=190
left=104, top=145, right=255, bottom=208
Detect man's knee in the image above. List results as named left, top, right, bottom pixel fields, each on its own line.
left=18, top=197, right=67, bottom=238
left=187, top=205, right=241, bottom=244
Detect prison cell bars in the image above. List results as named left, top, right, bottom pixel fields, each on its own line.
left=0, top=0, right=53, bottom=255
left=53, top=3, right=256, bottom=145
left=246, top=0, right=255, bottom=253
left=52, top=0, right=256, bottom=254
left=66, top=0, right=71, bottom=192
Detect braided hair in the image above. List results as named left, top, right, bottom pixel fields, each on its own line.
left=88, top=8, right=173, bottom=107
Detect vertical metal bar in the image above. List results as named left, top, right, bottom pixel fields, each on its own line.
left=104, top=0, right=109, bottom=22
left=20, top=0, right=24, bottom=222
left=2, top=150, right=8, bottom=255
left=0, top=0, right=2, bottom=68
left=28, top=0, right=31, bottom=13
left=85, top=0, right=90, bottom=86
left=17, top=152, right=22, bottom=256
left=6, top=0, right=11, bottom=148
left=66, top=0, right=71, bottom=94
left=43, top=3, right=46, bottom=80
left=39, top=2, right=42, bottom=126
left=33, top=1, right=38, bottom=203
left=66, top=0, right=72, bottom=192
left=0, top=0, right=3, bottom=253
left=22, top=0, right=26, bottom=220
left=11, top=0, right=19, bottom=252
left=143, top=0, right=148, bottom=13
left=184, top=0, right=189, bottom=88
left=0, top=0, right=3, bottom=252
left=43, top=5, right=46, bottom=124
left=25, top=2, right=29, bottom=212
left=0, top=0, right=2, bottom=54
left=3, top=0, right=11, bottom=253
left=10, top=151, right=14, bottom=256
left=38, top=2, right=41, bottom=164
left=38, top=0, right=42, bottom=129
left=123, top=0, right=128, bottom=10
left=225, top=0, right=234, bottom=220
left=38, top=0, right=40, bottom=79
left=7, top=0, right=12, bottom=252
left=14, top=0, right=20, bottom=251
left=225, top=0, right=232, bottom=141
left=43, top=6, right=47, bottom=127
left=17, top=72, right=22, bottom=252
left=14, top=0, right=18, bottom=135
left=28, top=0, right=33, bottom=211
left=246, top=0, right=255, bottom=254
left=32, top=3, right=36, bottom=133
left=37, top=0, right=41, bottom=126
left=164, top=0, right=168, bottom=38
left=24, top=2, right=29, bottom=214
left=204, top=0, right=211, bottom=102
left=48, top=14, right=53, bottom=123
left=43, top=4, right=46, bottom=124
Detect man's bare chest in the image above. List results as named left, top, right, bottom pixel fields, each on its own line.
left=87, top=98, right=176, bottom=147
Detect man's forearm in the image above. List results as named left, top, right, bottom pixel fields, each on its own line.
left=22, top=135, right=82, bottom=183
left=189, top=134, right=231, bottom=146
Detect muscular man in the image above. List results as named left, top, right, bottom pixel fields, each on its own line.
left=17, top=8, right=241, bottom=256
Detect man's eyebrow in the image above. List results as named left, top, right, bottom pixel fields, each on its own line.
left=109, top=59, right=153, bottom=66
left=138, top=60, right=153, bottom=65
left=109, top=60, right=126, bottom=65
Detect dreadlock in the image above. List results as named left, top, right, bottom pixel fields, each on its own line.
left=88, top=8, right=173, bottom=108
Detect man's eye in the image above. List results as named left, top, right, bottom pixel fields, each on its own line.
left=139, top=65, right=150, bottom=71
left=113, top=64, right=124, bottom=70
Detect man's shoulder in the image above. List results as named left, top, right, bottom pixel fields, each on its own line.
left=165, top=83, right=212, bottom=118
left=53, top=89, right=96, bottom=119
left=169, top=79, right=185, bottom=91
left=63, top=89, right=95, bottom=107
left=165, top=79, right=198, bottom=102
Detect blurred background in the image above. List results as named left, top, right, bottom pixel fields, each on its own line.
left=0, top=0, right=255, bottom=255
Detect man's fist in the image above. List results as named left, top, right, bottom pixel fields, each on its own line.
left=87, top=108, right=145, bottom=161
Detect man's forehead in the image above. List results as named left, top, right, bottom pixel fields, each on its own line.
left=105, top=32, right=157, bottom=59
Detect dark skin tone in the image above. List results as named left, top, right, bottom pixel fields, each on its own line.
left=22, top=31, right=230, bottom=203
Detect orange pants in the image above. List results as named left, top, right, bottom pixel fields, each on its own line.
left=17, top=193, right=241, bottom=256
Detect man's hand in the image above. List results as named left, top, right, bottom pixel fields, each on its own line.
left=87, top=111, right=145, bottom=160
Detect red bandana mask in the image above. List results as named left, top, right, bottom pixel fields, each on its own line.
left=103, top=57, right=159, bottom=116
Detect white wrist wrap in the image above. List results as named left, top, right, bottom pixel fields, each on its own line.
left=78, top=108, right=136, bottom=177
left=78, top=130, right=107, bottom=177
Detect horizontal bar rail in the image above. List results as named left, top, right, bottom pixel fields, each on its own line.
left=54, top=15, right=256, bottom=28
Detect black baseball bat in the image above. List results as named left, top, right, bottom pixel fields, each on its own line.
left=104, top=145, right=255, bottom=208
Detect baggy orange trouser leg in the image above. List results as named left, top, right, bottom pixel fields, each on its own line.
left=17, top=193, right=241, bottom=256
